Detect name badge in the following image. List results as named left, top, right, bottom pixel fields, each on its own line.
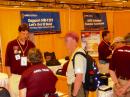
left=15, top=55, right=20, bottom=60
left=21, top=56, right=27, bottom=66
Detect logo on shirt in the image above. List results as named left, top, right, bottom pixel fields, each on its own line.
left=33, top=69, right=49, bottom=74
left=118, top=49, right=130, bottom=53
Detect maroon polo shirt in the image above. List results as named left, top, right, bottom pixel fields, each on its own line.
left=109, top=46, right=130, bottom=79
left=98, top=40, right=112, bottom=63
left=5, top=39, right=35, bottom=75
left=19, top=64, right=58, bottom=97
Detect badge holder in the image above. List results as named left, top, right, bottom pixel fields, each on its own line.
left=21, top=56, right=27, bottom=66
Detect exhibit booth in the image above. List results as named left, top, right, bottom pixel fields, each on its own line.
left=0, top=0, right=130, bottom=97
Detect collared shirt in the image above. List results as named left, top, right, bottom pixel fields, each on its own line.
left=19, top=64, right=57, bottom=97
left=109, top=46, right=130, bottom=79
left=98, top=40, right=112, bottom=63
left=66, top=47, right=87, bottom=84
left=5, top=39, right=35, bottom=75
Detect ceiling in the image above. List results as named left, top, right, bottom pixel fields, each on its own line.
left=0, top=0, right=130, bottom=10
left=1, top=0, right=128, bottom=3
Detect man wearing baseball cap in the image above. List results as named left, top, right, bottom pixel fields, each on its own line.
left=109, top=33, right=130, bottom=97
left=111, top=37, right=125, bottom=51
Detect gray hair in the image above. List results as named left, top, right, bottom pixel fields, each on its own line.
left=28, top=48, right=43, bottom=64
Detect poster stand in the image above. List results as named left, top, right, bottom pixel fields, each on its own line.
left=81, top=30, right=100, bottom=57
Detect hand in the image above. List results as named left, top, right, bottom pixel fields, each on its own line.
left=116, top=85, right=128, bottom=96
left=114, top=83, right=122, bottom=96
left=115, top=83, right=121, bottom=88
left=107, top=54, right=112, bottom=59
left=71, top=93, right=76, bottom=97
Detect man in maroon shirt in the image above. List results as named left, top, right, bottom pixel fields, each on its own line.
left=5, top=24, right=35, bottom=97
left=19, top=48, right=57, bottom=97
left=109, top=33, right=130, bottom=97
left=98, top=30, right=112, bottom=64
left=5, top=24, right=35, bottom=74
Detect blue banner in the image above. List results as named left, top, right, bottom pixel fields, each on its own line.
left=21, top=11, right=61, bottom=34
left=83, top=12, right=108, bottom=30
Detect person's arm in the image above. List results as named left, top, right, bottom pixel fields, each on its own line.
left=5, top=43, right=11, bottom=67
left=19, top=88, right=26, bottom=97
left=72, top=54, right=85, bottom=96
left=114, top=80, right=130, bottom=97
left=119, top=80, right=130, bottom=92
left=19, top=74, right=27, bottom=97
left=6, top=66, right=11, bottom=77
left=109, top=51, right=123, bottom=96
left=125, top=80, right=130, bottom=89
left=109, top=51, right=119, bottom=85
left=5, top=43, right=12, bottom=77
left=109, top=69, right=122, bottom=96
left=109, top=70, right=119, bottom=85
left=73, top=74, right=83, bottom=96
left=106, top=54, right=112, bottom=59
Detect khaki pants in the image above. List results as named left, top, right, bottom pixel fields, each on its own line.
left=68, top=84, right=88, bottom=97
left=113, top=79, right=130, bottom=97
left=9, top=74, right=21, bottom=97
left=98, top=63, right=109, bottom=74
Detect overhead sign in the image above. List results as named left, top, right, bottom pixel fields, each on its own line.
left=21, top=11, right=61, bottom=34
left=83, top=12, right=108, bottom=30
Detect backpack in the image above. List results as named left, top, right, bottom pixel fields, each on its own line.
left=72, top=50, right=100, bottom=91
left=0, top=87, right=10, bottom=97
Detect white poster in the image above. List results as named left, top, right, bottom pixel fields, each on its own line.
left=81, top=31, right=100, bottom=57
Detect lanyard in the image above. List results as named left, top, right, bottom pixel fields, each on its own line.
left=103, top=40, right=111, bottom=47
left=17, top=39, right=28, bottom=56
left=103, top=40, right=112, bottom=51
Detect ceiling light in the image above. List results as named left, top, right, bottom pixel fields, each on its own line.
left=60, top=1, right=66, bottom=3
left=88, top=0, right=96, bottom=2
left=122, top=0, right=128, bottom=2
left=13, top=6, right=20, bottom=8
left=89, top=8, right=95, bottom=10
left=113, top=0, right=121, bottom=1
left=37, top=7, right=44, bottom=9
left=92, top=2, right=101, bottom=4
left=27, top=0, right=37, bottom=1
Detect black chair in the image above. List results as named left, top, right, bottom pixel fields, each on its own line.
left=0, top=87, right=10, bottom=97
left=44, top=52, right=61, bottom=66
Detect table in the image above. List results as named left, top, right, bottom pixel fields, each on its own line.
left=0, top=73, right=8, bottom=89
left=0, top=62, right=114, bottom=97
left=56, top=75, right=68, bottom=97
left=56, top=75, right=98, bottom=97
left=48, top=59, right=67, bottom=74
